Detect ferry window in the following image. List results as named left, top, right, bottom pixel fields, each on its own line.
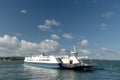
left=46, top=59, right=50, bottom=61
left=70, top=60, right=73, bottom=64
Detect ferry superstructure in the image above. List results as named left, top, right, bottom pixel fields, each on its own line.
left=24, top=54, right=61, bottom=68
left=59, top=46, right=95, bottom=70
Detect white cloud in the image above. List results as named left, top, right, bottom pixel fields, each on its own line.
left=101, top=47, right=116, bottom=54
left=81, top=39, right=89, bottom=46
left=0, top=35, right=20, bottom=49
left=20, top=10, right=27, bottom=14
left=0, top=35, right=20, bottom=56
left=60, top=48, right=66, bottom=52
left=39, top=39, right=60, bottom=53
left=45, top=19, right=60, bottom=26
left=59, top=48, right=69, bottom=54
left=0, top=35, right=60, bottom=56
left=38, top=25, right=50, bottom=31
left=63, top=33, right=73, bottom=40
left=51, top=34, right=60, bottom=40
left=79, top=49, right=92, bottom=54
left=38, top=19, right=60, bottom=31
left=101, top=12, right=114, bottom=18
left=101, top=48, right=109, bottom=51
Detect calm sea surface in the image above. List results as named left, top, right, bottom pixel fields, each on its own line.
left=0, top=60, right=120, bottom=80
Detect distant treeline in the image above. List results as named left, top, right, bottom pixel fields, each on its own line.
left=0, top=57, right=24, bottom=61
left=0, top=57, right=119, bottom=61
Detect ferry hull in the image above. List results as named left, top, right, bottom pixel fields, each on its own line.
left=61, top=65, right=95, bottom=70
left=61, top=63, right=95, bottom=70
left=24, top=62, right=61, bottom=68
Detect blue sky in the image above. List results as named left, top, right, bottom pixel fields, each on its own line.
left=0, top=0, right=120, bottom=60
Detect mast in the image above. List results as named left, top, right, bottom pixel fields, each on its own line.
left=71, top=45, right=78, bottom=57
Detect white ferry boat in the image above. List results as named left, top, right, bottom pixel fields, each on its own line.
left=24, top=53, right=61, bottom=68
left=24, top=46, right=96, bottom=70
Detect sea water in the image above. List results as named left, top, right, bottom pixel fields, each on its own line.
left=0, top=60, right=120, bottom=80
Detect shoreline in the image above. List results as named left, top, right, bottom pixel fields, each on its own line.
left=0, top=57, right=24, bottom=61
left=0, top=57, right=120, bottom=61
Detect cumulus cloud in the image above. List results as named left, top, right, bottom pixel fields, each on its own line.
left=81, top=39, right=89, bottom=46
left=20, top=10, right=27, bottom=14
left=45, top=19, right=60, bottom=26
left=0, top=35, right=60, bottom=56
left=51, top=34, right=60, bottom=40
left=38, top=19, right=60, bottom=31
left=0, top=35, right=20, bottom=49
left=38, top=25, right=50, bottom=31
left=39, top=39, right=60, bottom=53
left=101, top=12, right=115, bottom=18
left=0, top=35, right=20, bottom=56
left=63, top=33, right=73, bottom=40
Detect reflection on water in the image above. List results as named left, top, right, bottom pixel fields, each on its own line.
left=23, top=61, right=120, bottom=80
left=0, top=61, right=120, bottom=80
left=54, top=70, right=79, bottom=80
left=24, top=65, right=59, bottom=80
left=23, top=65, right=93, bottom=80
left=24, top=65, right=83, bottom=80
